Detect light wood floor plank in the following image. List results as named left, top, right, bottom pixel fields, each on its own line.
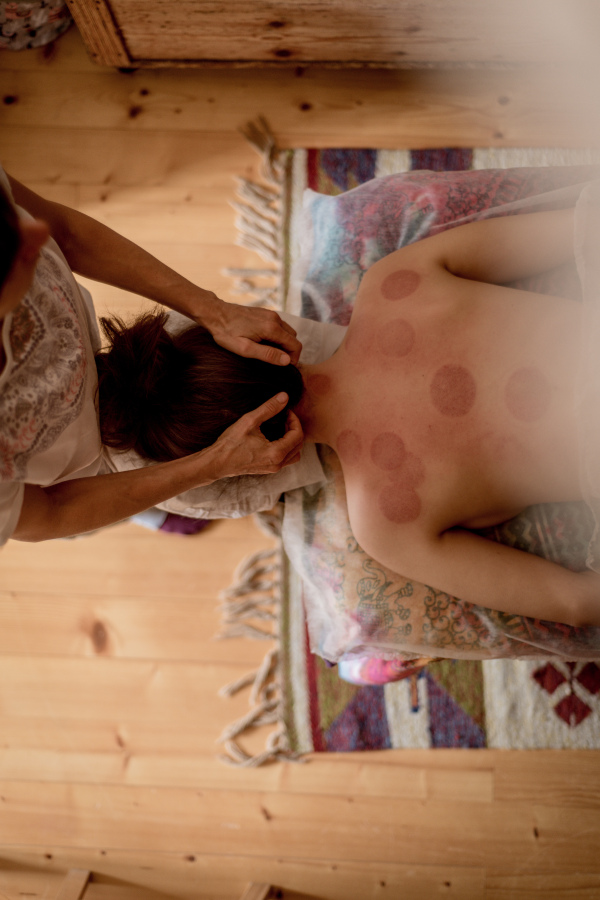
left=0, top=127, right=260, bottom=188
left=1, top=30, right=598, bottom=148
left=485, top=871, right=600, bottom=900
left=0, top=591, right=270, bottom=664
left=0, top=780, right=592, bottom=870
left=494, top=752, right=600, bottom=809
left=0, top=848, right=486, bottom=900
left=0, top=520, right=269, bottom=597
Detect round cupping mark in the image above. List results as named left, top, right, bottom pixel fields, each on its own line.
left=376, top=318, right=416, bottom=358
left=430, top=364, right=477, bottom=417
left=380, top=452, right=425, bottom=524
left=378, top=484, right=422, bottom=524
left=336, top=429, right=362, bottom=466
left=370, top=432, right=407, bottom=471
left=380, top=269, right=421, bottom=301
left=389, top=452, right=425, bottom=488
left=504, top=366, right=551, bottom=422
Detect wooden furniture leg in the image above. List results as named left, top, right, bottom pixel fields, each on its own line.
left=239, top=884, right=273, bottom=900
left=56, top=869, right=91, bottom=900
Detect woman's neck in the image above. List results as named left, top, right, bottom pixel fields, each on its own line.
left=294, top=362, right=335, bottom=446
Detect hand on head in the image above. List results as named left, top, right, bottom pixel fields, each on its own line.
left=204, top=299, right=302, bottom=367
left=212, top=392, right=304, bottom=477
left=96, top=311, right=305, bottom=467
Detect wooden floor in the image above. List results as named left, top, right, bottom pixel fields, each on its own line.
left=1, top=24, right=600, bottom=900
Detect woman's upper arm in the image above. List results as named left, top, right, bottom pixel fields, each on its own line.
left=415, top=208, right=576, bottom=285
left=7, top=176, right=73, bottom=252
left=354, top=513, right=588, bottom=627
left=357, top=208, right=576, bottom=293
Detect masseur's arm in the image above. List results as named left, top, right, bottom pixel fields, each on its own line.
left=414, top=207, right=576, bottom=285
left=8, top=177, right=301, bottom=366
left=13, top=394, right=303, bottom=542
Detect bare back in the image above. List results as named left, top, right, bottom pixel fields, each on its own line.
left=297, top=209, right=600, bottom=625
left=305, top=246, right=583, bottom=556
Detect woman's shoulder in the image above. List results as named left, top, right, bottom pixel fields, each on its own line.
left=342, top=453, right=436, bottom=557
left=354, top=240, right=457, bottom=318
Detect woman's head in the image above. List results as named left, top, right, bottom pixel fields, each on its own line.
left=95, top=310, right=304, bottom=462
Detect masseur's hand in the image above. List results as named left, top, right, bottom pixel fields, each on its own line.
left=199, top=294, right=302, bottom=366
left=213, top=392, right=304, bottom=477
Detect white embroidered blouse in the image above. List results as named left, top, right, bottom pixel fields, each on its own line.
left=0, top=166, right=102, bottom=545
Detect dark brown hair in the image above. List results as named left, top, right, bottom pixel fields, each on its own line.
left=0, top=185, right=20, bottom=288
left=95, top=310, right=304, bottom=462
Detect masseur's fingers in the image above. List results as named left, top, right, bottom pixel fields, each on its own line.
left=245, top=397, right=304, bottom=462
left=273, top=410, right=304, bottom=466
left=239, top=335, right=301, bottom=368
left=214, top=394, right=305, bottom=477
left=244, top=391, right=291, bottom=429
left=210, top=303, right=302, bottom=366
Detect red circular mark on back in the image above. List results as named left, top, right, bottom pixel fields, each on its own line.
left=390, top=452, right=425, bottom=488
left=379, top=485, right=421, bottom=524
left=504, top=367, right=552, bottom=422
left=376, top=318, right=416, bottom=358
left=336, top=429, right=362, bottom=466
left=430, top=364, right=477, bottom=417
left=307, top=373, right=332, bottom=397
left=381, top=269, right=420, bottom=301
left=370, top=432, right=406, bottom=471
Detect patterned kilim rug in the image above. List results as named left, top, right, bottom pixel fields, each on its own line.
left=219, top=143, right=600, bottom=765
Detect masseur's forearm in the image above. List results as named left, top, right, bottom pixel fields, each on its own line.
left=8, top=176, right=216, bottom=324
left=15, top=446, right=222, bottom=542
left=13, top=394, right=304, bottom=542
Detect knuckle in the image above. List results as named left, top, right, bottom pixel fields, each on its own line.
left=261, top=344, right=280, bottom=364
left=259, top=342, right=274, bottom=359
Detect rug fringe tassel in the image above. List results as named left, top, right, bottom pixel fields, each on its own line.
left=240, top=116, right=285, bottom=183
left=218, top=545, right=281, bottom=641
left=223, top=117, right=285, bottom=308
left=224, top=266, right=281, bottom=307
left=216, top=648, right=303, bottom=767
left=234, top=177, right=280, bottom=207
left=217, top=515, right=298, bottom=766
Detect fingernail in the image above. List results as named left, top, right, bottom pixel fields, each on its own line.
left=276, top=392, right=287, bottom=402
